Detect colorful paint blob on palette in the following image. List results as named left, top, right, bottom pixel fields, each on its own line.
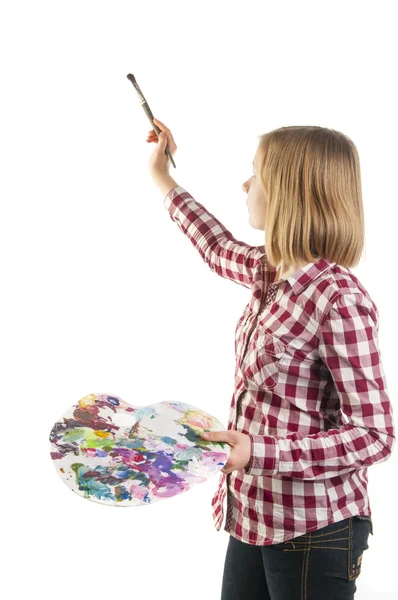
left=49, top=393, right=230, bottom=506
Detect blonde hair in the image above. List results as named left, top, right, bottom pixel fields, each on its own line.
left=256, top=126, right=365, bottom=269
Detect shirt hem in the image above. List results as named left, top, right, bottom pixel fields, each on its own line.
left=222, top=511, right=373, bottom=546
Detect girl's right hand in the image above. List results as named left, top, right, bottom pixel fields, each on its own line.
left=146, top=118, right=177, bottom=154
left=147, top=117, right=178, bottom=178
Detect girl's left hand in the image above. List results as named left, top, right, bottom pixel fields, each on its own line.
left=147, top=117, right=177, bottom=178
left=200, top=429, right=252, bottom=474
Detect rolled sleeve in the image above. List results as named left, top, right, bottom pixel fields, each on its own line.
left=244, top=434, right=280, bottom=476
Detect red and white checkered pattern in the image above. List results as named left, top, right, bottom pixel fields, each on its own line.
left=164, top=186, right=395, bottom=546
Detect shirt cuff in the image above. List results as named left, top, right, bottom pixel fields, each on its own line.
left=244, top=434, right=280, bottom=476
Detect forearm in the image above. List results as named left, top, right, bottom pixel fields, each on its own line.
left=152, top=173, right=179, bottom=198
left=244, top=424, right=395, bottom=480
left=162, top=186, right=259, bottom=289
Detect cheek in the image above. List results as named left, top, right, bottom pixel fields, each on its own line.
left=255, top=192, right=267, bottom=212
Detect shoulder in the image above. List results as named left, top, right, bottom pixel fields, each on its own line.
left=310, top=263, right=379, bottom=327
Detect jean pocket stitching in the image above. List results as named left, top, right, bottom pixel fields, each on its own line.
left=309, top=525, right=349, bottom=540
left=282, top=526, right=349, bottom=548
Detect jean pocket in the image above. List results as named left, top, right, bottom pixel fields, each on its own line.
left=348, top=516, right=372, bottom=581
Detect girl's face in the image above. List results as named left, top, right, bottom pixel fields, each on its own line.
left=242, top=150, right=267, bottom=230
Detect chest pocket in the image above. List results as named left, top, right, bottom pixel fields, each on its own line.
left=241, top=332, right=286, bottom=391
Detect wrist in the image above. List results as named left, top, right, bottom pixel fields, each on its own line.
left=151, top=172, right=179, bottom=197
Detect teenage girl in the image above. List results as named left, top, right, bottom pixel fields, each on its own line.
left=146, top=118, right=395, bottom=600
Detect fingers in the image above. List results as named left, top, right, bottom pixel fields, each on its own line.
left=153, top=117, right=168, bottom=131
left=153, top=118, right=174, bottom=142
left=146, top=130, right=158, bottom=143
left=145, top=119, right=177, bottom=152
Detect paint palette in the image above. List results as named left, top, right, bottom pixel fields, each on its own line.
left=49, top=393, right=230, bottom=507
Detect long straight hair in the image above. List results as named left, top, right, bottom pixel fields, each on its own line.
left=257, top=126, right=365, bottom=269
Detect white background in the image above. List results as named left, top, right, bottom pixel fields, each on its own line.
left=1, top=1, right=397, bottom=598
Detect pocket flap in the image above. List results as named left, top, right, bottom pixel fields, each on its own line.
left=257, top=333, right=286, bottom=357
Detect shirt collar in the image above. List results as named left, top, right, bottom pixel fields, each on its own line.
left=264, top=257, right=335, bottom=294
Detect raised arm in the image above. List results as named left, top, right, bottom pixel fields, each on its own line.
left=147, top=122, right=265, bottom=289
left=162, top=183, right=265, bottom=289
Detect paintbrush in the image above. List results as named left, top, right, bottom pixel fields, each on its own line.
left=127, top=73, right=176, bottom=168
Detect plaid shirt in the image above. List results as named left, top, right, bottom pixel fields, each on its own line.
left=164, top=185, right=395, bottom=546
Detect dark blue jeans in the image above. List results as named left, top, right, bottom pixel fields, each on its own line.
left=221, top=516, right=373, bottom=600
